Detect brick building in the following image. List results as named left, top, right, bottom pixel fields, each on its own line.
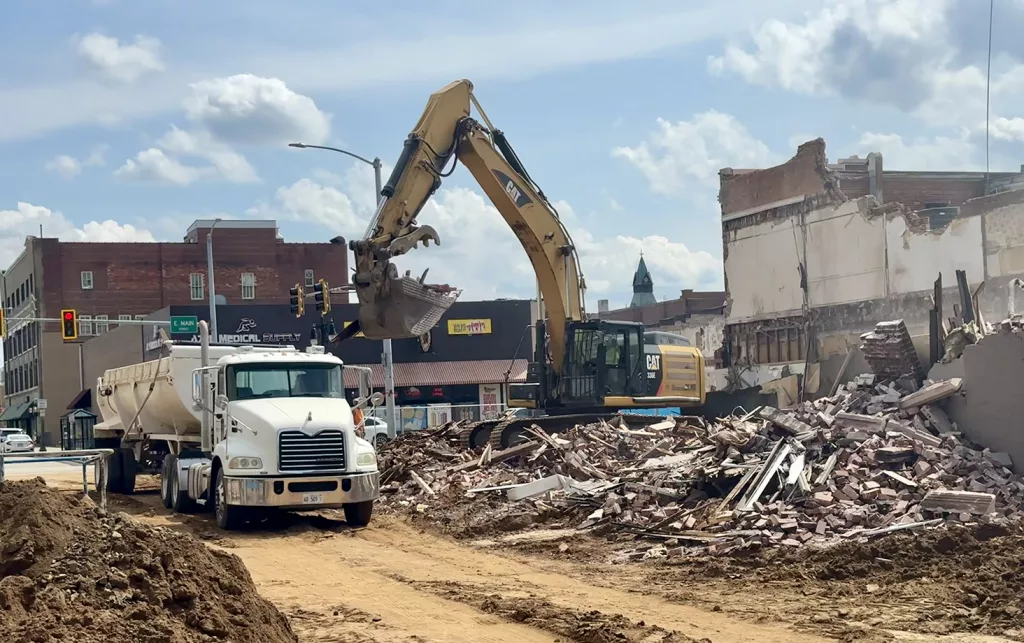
left=0, top=219, right=347, bottom=444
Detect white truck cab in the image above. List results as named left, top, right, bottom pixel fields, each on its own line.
left=95, top=321, right=380, bottom=530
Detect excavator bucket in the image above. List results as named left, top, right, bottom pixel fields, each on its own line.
left=357, top=275, right=460, bottom=340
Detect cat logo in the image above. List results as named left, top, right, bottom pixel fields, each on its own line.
left=505, top=180, right=522, bottom=203
left=646, top=354, right=661, bottom=371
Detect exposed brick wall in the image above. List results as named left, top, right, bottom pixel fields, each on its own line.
left=719, top=139, right=835, bottom=216
left=884, top=177, right=984, bottom=211
left=37, top=230, right=347, bottom=331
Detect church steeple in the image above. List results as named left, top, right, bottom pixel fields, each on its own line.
left=630, top=253, right=657, bottom=308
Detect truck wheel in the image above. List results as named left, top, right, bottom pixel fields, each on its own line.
left=169, top=460, right=197, bottom=514
left=120, top=448, right=137, bottom=495
left=160, top=454, right=175, bottom=508
left=343, top=501, right=374, bottom=527
left=214, top=468, right=245, bottom=530
left=95, top=438, right=124, bottom=494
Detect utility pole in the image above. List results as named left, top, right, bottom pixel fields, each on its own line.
left=289, top=143, right=399, bottom=439
left=206, top=218, right=222, bottom=340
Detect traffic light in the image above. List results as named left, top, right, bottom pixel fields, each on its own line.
left=61, top=309, right=78, bottom=341
left=0, top=307, right=6, bottom=339
left=289, top=283, right=305, bottom=318
left=314, top=279, right=331, bottom=316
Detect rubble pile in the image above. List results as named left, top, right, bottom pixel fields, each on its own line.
left=0, top=478, right=297, bottom=643
left=378, top=375, right=1023, bottom=559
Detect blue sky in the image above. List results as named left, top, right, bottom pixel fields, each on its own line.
left=2, top=0, right=1024, bottom=313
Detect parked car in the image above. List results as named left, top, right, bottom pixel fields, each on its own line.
left=363, top=416, right=390, bottom=449
left=0, top=428, right=35, bottom=453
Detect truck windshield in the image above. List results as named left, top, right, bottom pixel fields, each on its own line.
left=228, top=363, right=344, bottom=400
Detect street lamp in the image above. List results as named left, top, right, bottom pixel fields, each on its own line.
left=289, top=142, right=396, bottom=439
left=207, top=218, right=222, bottom=340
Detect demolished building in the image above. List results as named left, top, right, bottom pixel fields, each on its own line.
left=715, top=138, right=1024, bottom=396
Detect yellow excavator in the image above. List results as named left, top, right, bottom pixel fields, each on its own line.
left=345, top=79, right=705, bottom=449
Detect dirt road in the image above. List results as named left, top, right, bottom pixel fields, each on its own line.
left=13, top=468, right=1017, bottom=643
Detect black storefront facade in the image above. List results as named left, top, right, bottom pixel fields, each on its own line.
left=143, top=299, right=534, bottom=426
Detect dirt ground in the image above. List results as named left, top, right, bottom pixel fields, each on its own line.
left=13, top=469, right=1022, bottom=643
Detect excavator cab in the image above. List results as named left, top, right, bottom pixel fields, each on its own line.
left=514, top=320, right=647, bottom=412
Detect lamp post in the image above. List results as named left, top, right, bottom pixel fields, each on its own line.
left=288, top=143, right=397, bottom=439
left=207, top=218, right=222, bottom=340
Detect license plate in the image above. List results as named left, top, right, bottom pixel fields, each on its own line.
left=301, top=493, right=325, bottom=505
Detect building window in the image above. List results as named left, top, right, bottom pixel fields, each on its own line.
left=241, top=272, right=256, bottom=300
left=81, top=271, right=94, bottom=290
left=118, top=314, right=131, bottom=327
left=95, top=315, right=109, bottom=334
left=304, top=269, right=315, bottom=288
left=190, top=273, right=205, bottom=300
left=78, top=314, right=94, bottom=336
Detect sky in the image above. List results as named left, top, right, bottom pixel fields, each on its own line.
left=2, top=0, right=1024, bottom=325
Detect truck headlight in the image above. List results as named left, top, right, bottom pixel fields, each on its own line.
left=356, top=453, right=376, bottom=467
left=228, top=456, right=263, bottom=469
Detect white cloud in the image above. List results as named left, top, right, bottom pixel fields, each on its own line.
left=253, top=164, right=721, bottom=307
left=184, top=74, right=331, bottom=146
left=612, top=111, right=778, bottom=196
left=76, top=33, right=165, bottom=83
left=0, top=1, right=810, bottom=143
left=991, top=117, right=1024, bottom=142
left=707, top=0, right=1024, bottom=129
left=0, top=202, right=156, bottom=269
left=115, top=127, right=258, bottom=185
left=115, top=149, right=208, bottom=186
left=157, top=127, right=259, bottom=183
left=44, top=144, right=108, bottom=180
left=45, top=155, right=82, bottom=180
left=855, top=131, right=978, bottom=170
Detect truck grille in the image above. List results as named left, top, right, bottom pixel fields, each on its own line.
left=278, top=429, right=346, bottom=473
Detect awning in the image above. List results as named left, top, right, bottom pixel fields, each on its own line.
left=0, top=401, right=32, bottom=422
left=66, top=388, right=93, bottom=410
left=343, top=359, right=528, bottom=388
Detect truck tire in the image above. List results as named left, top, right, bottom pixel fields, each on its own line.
left=214, top=467, right=245, bottom=530
left=120, top=448, right=137, bottom=495
left=160, top=454, right=175, bottom=508
left=169, top=459, right=197, bottom=514
left=343, top=501, right=374, bottom=527
left=95, top=438, right=124, bottom=494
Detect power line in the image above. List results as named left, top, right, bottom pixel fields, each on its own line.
left=985, top=0, right=995, bottom=189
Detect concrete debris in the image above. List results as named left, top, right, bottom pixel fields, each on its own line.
left=376, top=375, right=1022, bottom=562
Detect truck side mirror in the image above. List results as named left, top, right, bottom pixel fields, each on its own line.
left=370, top=392, right=385, bottom=407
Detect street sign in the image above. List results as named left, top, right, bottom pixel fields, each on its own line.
left=170, top=316, right=199, bottom=334
left=36, top=399, right=47, bottom=410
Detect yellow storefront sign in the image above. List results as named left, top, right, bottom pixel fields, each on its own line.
left=342, top=321, right=365, bottom=338
left=447, top=319, right=492, bottom=335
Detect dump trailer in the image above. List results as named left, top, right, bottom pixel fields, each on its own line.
left=93, top=320, right=380, bottom=530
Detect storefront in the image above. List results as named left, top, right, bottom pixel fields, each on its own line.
left=146, top=299, right=534, bottom=424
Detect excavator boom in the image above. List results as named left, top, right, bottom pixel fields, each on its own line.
left=350, top=79, right=586, bottom=374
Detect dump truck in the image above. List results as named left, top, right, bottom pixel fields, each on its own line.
left=94, top=320, right=380, bottom=530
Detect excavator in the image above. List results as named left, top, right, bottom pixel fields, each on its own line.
left=345, top=79, right=705, bottom=450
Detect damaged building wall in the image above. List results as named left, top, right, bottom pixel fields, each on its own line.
left=928, top=330, right=1024, bottom=471
left=724, top=139, right=1024, bottom=380
left=804, top=199, right=887, bottom=307
left=885, top=212, right=985, bottom=295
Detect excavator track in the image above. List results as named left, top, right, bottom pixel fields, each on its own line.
left=458, top=412, right=674, bottom=452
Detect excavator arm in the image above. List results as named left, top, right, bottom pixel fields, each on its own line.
left=350, top=79, right=587, bottom=374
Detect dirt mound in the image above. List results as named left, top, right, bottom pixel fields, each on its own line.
left=0, top=478, right=296, bottom=643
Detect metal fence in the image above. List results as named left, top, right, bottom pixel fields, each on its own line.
left=368, top=403, right=542, bottom=432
